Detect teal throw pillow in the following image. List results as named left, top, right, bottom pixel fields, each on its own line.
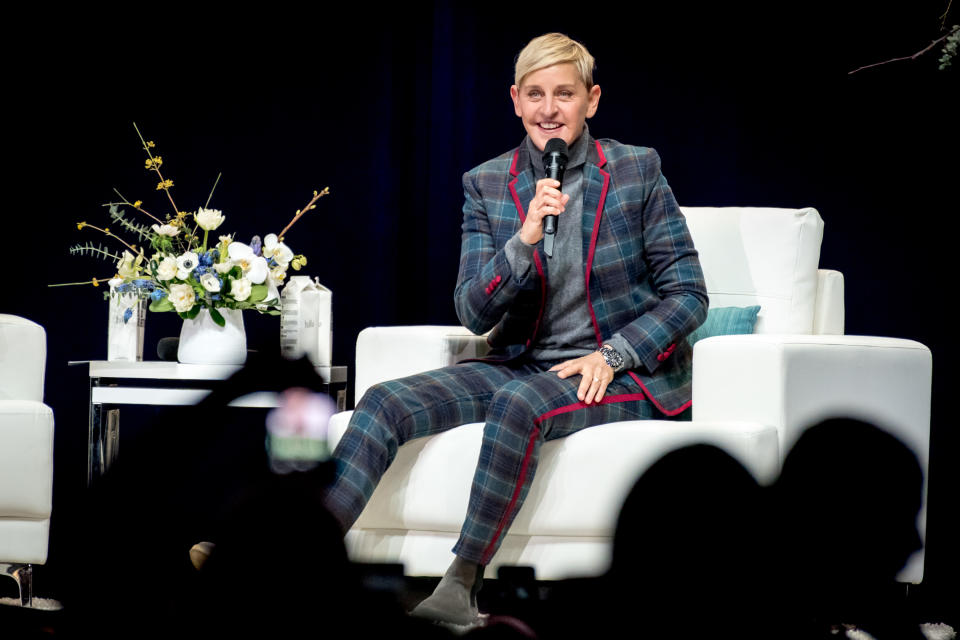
left=686, top=305, right=761, bottom=347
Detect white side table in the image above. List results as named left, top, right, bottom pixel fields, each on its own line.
left=75, top=360, right=348, bottom=486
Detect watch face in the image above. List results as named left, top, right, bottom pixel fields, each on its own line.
left=601, top=345, right=623, bottom=369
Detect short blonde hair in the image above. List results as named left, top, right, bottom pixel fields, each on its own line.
left=514, top=33, right=595, bottom=89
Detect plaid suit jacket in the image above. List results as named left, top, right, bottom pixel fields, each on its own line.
left=454, top=135, right=708, bottom=416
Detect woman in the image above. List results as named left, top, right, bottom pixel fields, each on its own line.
left=325, top=32, right=708, bottom=626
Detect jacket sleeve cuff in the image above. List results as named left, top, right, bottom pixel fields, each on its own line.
left=504, top=232, right=536, bottom=288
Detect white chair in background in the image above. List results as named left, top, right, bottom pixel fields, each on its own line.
left=0, top=314, right=55, bottom=607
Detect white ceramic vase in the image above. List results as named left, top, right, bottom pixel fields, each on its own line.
left=177, top=308, right=247, bottom=365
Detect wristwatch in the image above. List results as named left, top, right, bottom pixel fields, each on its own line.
left=598, top=344, right=624, bottom=372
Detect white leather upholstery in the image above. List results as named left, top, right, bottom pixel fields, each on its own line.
left=0, top=315, right=54, bottom=566
left=813, top=269, right=844, bottom=335
left=680, top=206, right=824, bottom=334
left=334, top=412, right=778, bottom=578
left=692, top=333, right=931, bottom=582
left=0, top=314, right=47, bottom=402
left=355, top=326, right=488, bottom=402
left=337, top=207, right=932, bottom=583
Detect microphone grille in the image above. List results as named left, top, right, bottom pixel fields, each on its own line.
left=544, top=138, right=568, bottom=155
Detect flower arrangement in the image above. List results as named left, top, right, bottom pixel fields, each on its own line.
left=55, top=123, right=329, bottom=327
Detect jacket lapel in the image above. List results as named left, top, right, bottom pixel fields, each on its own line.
left=582, top=138, right=610, bottom=346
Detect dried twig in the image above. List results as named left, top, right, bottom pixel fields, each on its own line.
left=849, top=17, right=957, bottom=74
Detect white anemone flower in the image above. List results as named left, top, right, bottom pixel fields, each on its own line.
left=176, top=252, right=199, bottom=280
left=226, top=242, right=268, bottom=284
left=151, top=223, right=181, bottom=237
left=200, top=272, right=222, bottom=293
left=195, top=207, right=225, bottom=231
left=263, top=234, right=294, bottom=268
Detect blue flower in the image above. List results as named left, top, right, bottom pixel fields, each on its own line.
left=250, top=235, right=263, bottom=256
left=116, top=283, right=133, bottom=293
left=133, top=278, right=155, bottom=290
left=194, top=265, right=209, bottom=277
left=150, top=289, right=166, bottom=301
left=198, top=252, right=214, bottom=267
left=267, top=257, right=278, bottom=268
left=123, top=308, right=133, bottom=323
left=209, top=293, right=221, bottom=301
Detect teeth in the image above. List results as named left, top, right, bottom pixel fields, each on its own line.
left=540, top=123, right=561, bottom=129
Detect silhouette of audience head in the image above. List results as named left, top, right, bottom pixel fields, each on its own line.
left=775, top=417, right=923, bottom=585
left=608, top=444, right=767, bottom=635
left=773, top=417, right=924, bottom=637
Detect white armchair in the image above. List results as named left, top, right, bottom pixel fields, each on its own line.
left=0, top=314, right=55, bottom=607
left=328, top=207, right=931, bottom=583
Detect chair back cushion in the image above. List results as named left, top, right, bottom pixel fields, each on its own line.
left=680, top=207, right=824, bottom=334
left=0, top=314, right=46, bottom=402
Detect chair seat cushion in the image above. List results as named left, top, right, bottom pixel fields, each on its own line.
left=329, top=413, right=778, bottom=536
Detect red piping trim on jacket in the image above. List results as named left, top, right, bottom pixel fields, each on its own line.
left=627, top=371, right=692, bottom=416
left=585, top=166, right=610, bottom=348
left=584, top=141, right=687, bottom=418
left=594, top=139, right=607, bottom=167
left=479, top=388, right=649, bottom=564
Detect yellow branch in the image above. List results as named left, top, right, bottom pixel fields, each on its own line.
left=132, top=122, right=181, bottom=217
left=277, top=187, right=330, bottom=240
left=48, top=276, right=116, bottom=288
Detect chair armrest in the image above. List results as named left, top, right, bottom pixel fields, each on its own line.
left=813, top=269, right=844, bottom=335
left=692, top=334, right=931, bottom=463
left=692, top=333, right=932, bottom=583
left=354, top=326, right=489, bottom=404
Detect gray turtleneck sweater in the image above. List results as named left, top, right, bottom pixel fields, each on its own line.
left=502, top=128, right=639, bottom=370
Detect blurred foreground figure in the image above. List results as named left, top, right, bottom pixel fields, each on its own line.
left=773, top=417, right=924, bottom=640
left=546, top=444, right=769, bottom=639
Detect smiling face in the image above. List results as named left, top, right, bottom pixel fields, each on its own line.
left=510, top=62, right=601, bottom=151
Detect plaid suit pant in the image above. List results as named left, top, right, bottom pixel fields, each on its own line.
left=325, top=358, right=668, bottom=565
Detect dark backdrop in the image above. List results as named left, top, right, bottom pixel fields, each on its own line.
left=8, top=1, right=957, bottom=617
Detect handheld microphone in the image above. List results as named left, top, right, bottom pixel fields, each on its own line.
left=542, top=138, right=567, bottom=258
